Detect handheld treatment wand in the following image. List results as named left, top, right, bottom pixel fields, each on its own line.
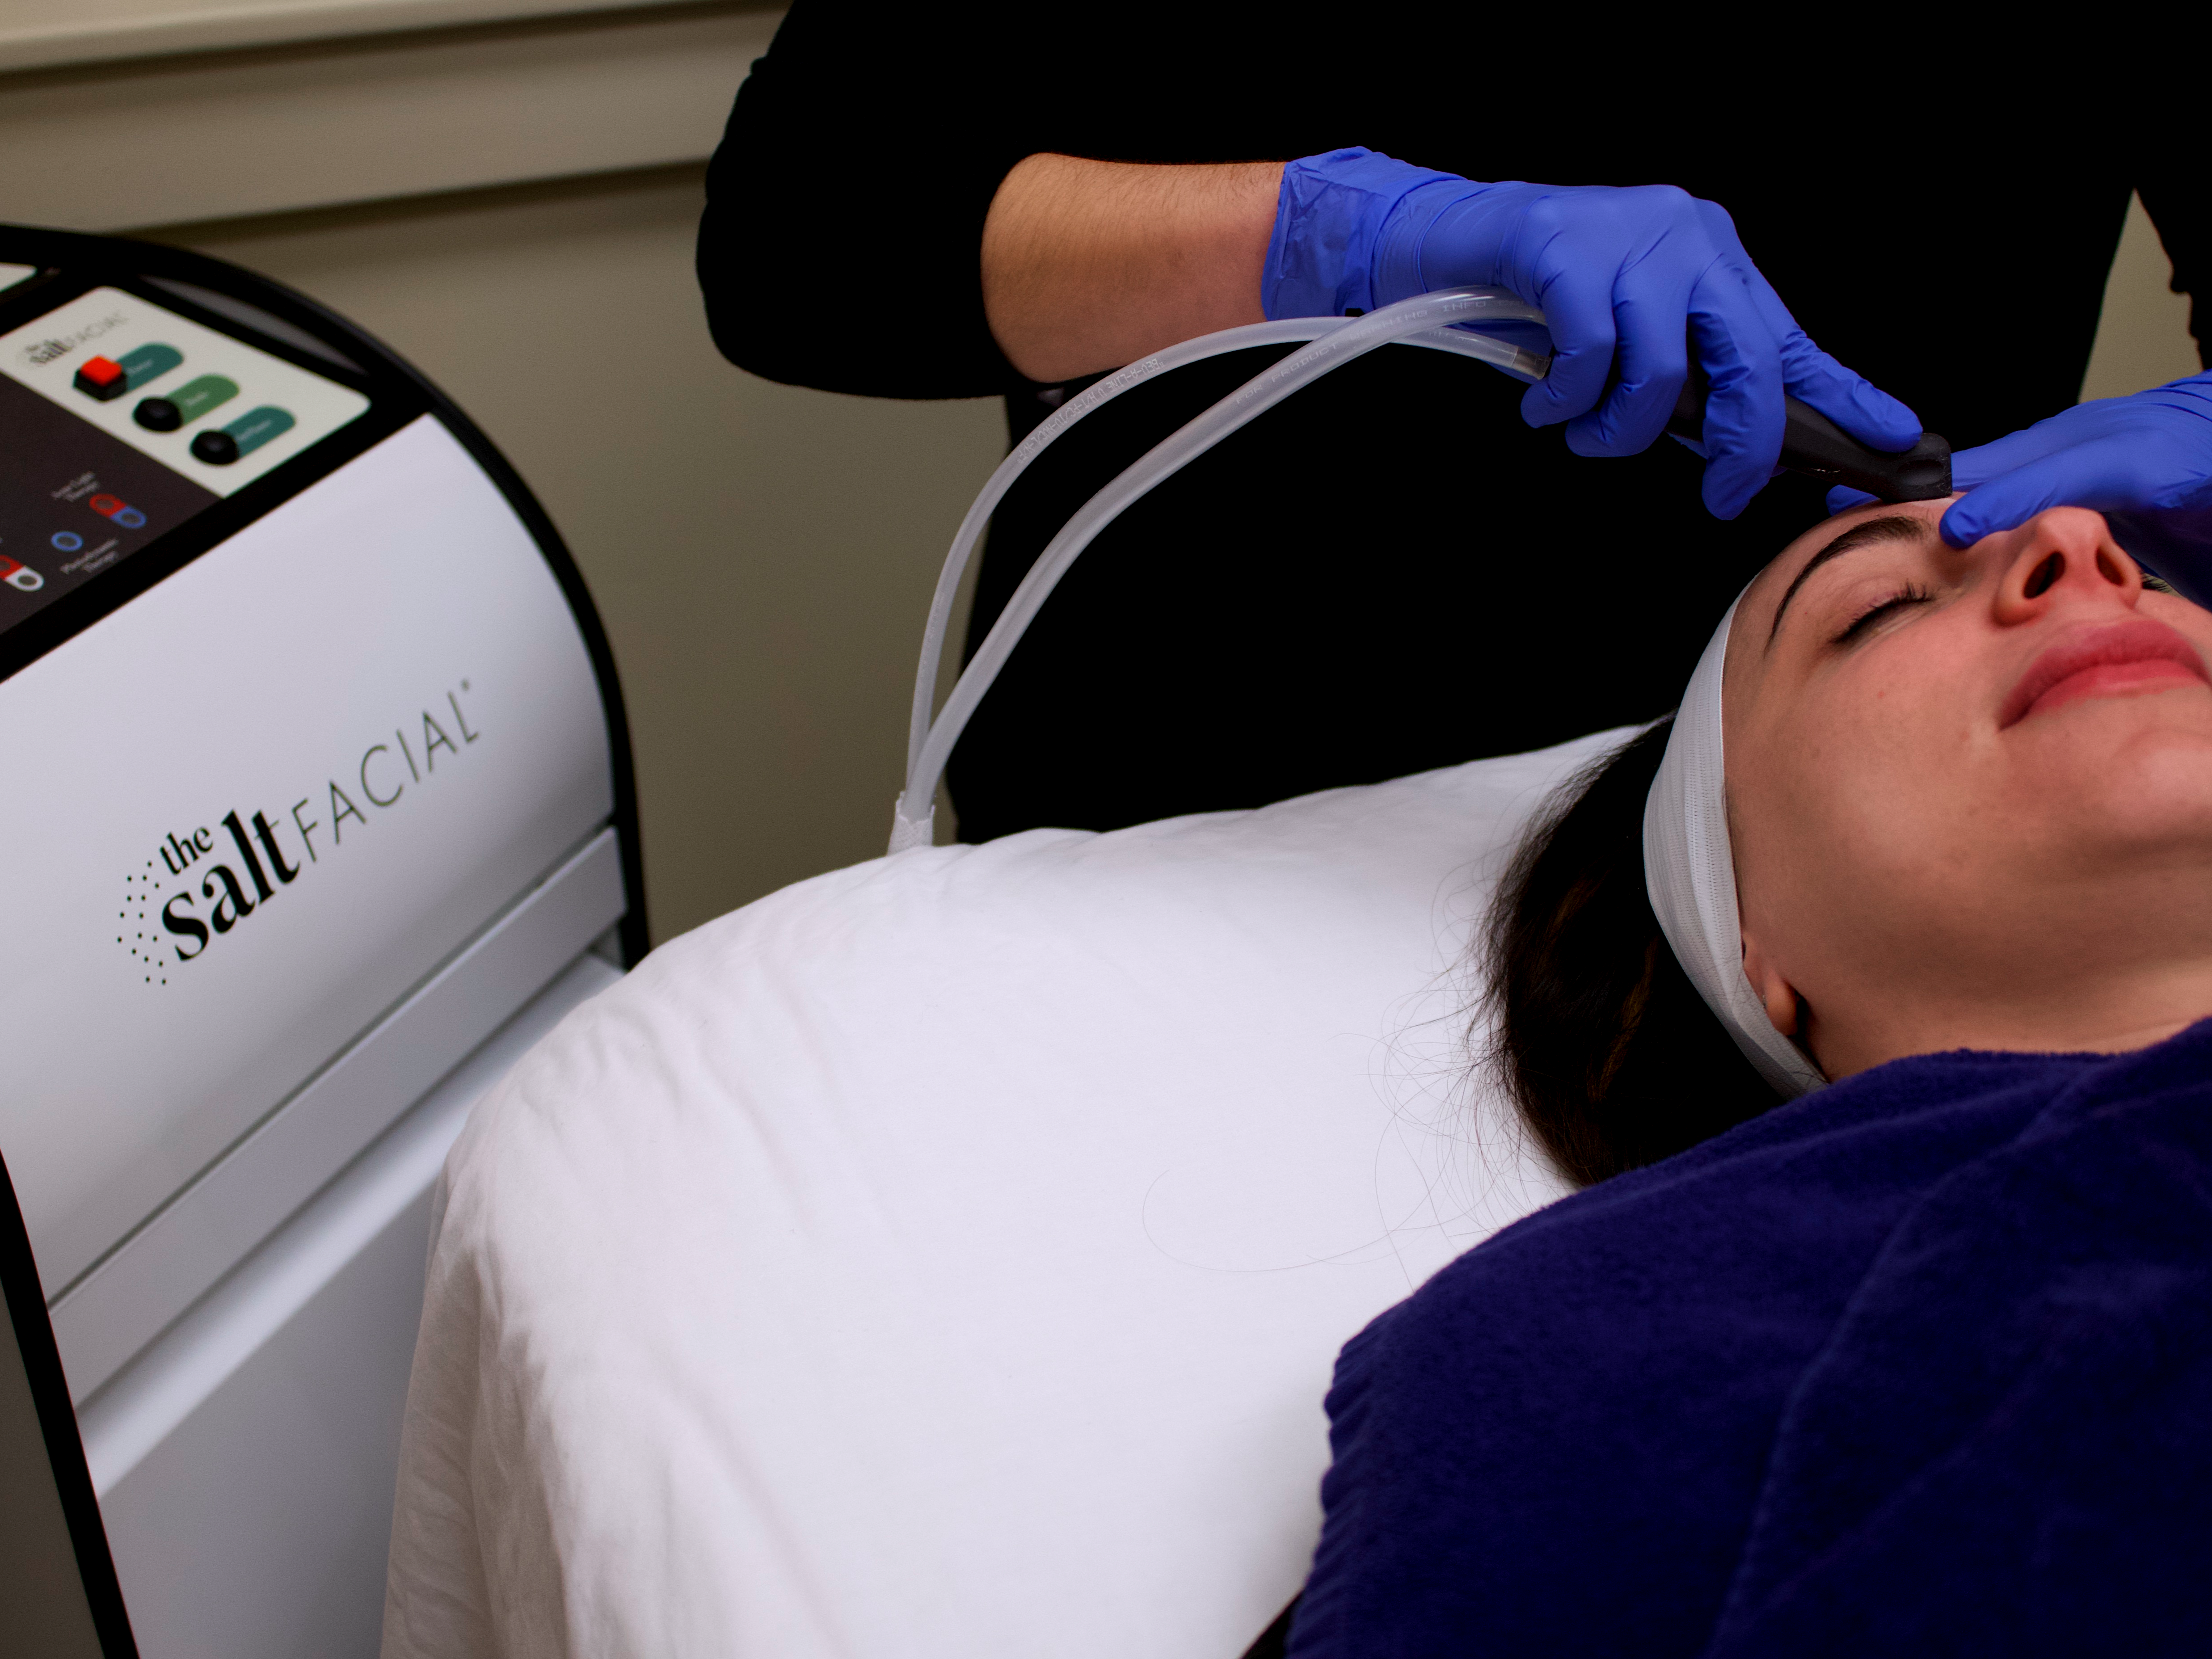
left=1666, top=373, right=1954, bottom=503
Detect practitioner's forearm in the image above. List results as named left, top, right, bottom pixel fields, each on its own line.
left=981, top=154, right=1283, bottom=383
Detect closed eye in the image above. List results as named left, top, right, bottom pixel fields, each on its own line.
left=1833, top=582, right=1935, bottom=646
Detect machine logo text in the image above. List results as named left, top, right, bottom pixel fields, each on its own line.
left=116, top=681, right=482, bottom=985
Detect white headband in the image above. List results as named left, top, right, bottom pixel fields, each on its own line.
left=1641, top=595, right=1827, bottom=1099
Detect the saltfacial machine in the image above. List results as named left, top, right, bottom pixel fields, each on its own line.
left=0, top=225, right=644, bottom=1658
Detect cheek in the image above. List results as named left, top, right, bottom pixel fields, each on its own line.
left=1736, top=672, right=1991, bottom=963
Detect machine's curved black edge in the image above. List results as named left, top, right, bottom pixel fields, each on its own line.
left=0, top=225, right=651, bottom=966
left=0, top=1153, right=142, bottom=1658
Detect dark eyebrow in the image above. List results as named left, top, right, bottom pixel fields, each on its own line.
left=1766, top=516, right=1937, bottom=646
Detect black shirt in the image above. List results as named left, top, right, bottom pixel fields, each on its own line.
left=700, top=10, right=2208, bottom=840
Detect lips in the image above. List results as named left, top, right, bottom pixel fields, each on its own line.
left=2000, top=619, right=2212, bottom=729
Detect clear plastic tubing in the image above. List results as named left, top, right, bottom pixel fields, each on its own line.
left=890, top=285, right=1549, bottom=853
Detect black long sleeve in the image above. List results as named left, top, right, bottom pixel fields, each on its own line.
left=699, top=4, right=1026, bottom=397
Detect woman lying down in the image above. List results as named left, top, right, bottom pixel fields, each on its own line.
left=1282, top=502, right=2212, bottom=1655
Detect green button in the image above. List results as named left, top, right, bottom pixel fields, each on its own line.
left=117, top=343, right=183, bottom=390
left=221, top=405, right=295, bottom=458
left=169, top=374, right=238, bottom=424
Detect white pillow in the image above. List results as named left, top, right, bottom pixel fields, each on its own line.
left=383, top=736, right=1613, bottom=1659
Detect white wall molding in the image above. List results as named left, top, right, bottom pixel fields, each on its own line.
left=0, top=2, right=781, bottom=232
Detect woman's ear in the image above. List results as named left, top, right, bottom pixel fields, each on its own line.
left=1739, top=930, right=1801, bottom=1038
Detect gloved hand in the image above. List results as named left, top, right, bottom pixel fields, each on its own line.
left=1263, top=147, right=1921, bottom=520
left=1836, top=374, right=2212, bottom=594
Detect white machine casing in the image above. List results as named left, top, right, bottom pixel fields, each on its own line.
left=0, top=233, right=639, bottom=1659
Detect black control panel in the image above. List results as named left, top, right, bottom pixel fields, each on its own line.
left=0, top=373, right=219, bottom=638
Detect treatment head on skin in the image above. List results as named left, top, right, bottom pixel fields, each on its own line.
left=1702, top=501, right=2212, bottom=1082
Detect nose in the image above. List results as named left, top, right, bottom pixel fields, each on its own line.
left=1991, top=507, right=2142, bottom=625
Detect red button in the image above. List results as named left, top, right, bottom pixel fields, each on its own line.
left=74, top=355, right=129, bottom=400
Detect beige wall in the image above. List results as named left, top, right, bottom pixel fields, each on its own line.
left=0, top=4, right=2201, bottom=945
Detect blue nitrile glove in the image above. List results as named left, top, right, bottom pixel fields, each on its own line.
left=1829, top=375, right=2212, bottom=597
left=1263, top=147, right=1921, bottom=520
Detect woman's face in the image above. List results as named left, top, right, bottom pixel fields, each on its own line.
left=1726, top=501, right=2212, bottom=1079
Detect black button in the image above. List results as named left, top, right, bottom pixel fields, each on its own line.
left=134, top=397, right=182, bottom=432
left=190, top=429, right=239, bottom=465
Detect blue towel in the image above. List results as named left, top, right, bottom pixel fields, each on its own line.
left=1287, top=1020, right=2212, bottom=1656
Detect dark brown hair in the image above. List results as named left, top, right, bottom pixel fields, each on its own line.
left=1483, top=720, right=1781, bottom=1185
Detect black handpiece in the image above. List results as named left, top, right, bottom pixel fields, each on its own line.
left=1667, top=378, right=1953, bottom=504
